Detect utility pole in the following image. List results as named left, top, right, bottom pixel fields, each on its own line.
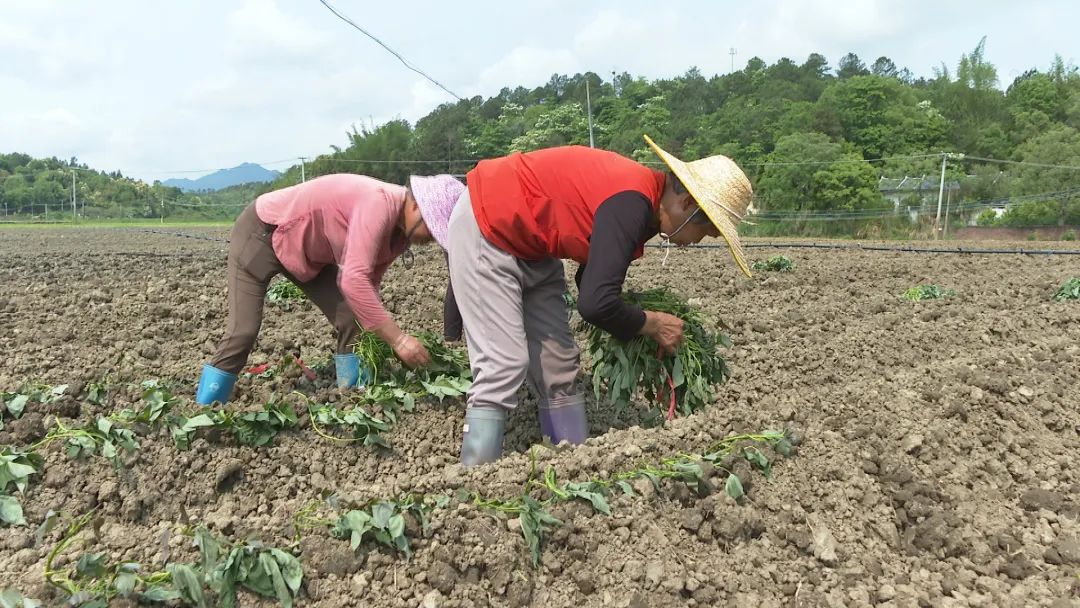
left=729, top=48, right=737, bottom=73
left=299, top=157, right=307, bottom=183
left=934, top=153, right=947, bottom=238
left=585, top=78, right=595, bottom=148
left=71, top=170, right=77, bottom=222
left=448, top=134, right=453, bottom=172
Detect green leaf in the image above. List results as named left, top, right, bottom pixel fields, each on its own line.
left=139, top=585, right=182, bottom=602
left=774, top=439, right=794, bottom=457
left=388, top=513, right=406, bottom=538
left=167, top=563, right=207, bottom=608
left=75, top=553, right=108, bottom=579
left=114, top=571, right=138, bottom=597
left=5, top=395, right=28, bottom=418
left=0, top=453, right=38, bottom=494
left=101, top=440, right=117, bottom=462
left=0, top=495, right=26, bottom=527
left=268, top=549, right=303, bottom=593
left=724, top=474, right=745, bottom=500
left=742, top=447, right=772, bottom=479
left=34, top=510, right=57, bottom=546
left=371, top=502, right=394, bottom=529
left=615, top=480, right=636, bottom=496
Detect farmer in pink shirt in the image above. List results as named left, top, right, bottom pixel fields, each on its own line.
left=195, top=173, right=464, bottom=405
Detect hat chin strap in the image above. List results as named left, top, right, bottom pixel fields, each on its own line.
left=400, top=217, right=424, bottom=269
left=658, top=208, right=700, bottom=268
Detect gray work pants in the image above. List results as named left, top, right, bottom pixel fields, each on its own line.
left=446, top=192, right=579, bottom=411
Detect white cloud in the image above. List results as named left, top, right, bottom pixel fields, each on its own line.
left=226, top=0, right=329, bottom=68
left=473, top=46, right=582, bottom=96
left=1, top=0, right=1076, bottom=182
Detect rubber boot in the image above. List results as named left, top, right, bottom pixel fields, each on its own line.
left=538, top=394, right=588, bottom=445
left=460, top=405, right=507, bottom=466
left=335, top=353, right=372, bottom=388
left=195, top=364, right=237, bottom=406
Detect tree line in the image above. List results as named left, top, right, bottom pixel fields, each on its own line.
left=3, top=38, right=1079, bottom=229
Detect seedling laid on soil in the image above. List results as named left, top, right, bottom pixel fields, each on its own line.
left=306, top=400, right=391, bottom=448
left=41, top=511, right=302, bottom=608
left=902, top=284, right=956, bottom=301
left=295, top=494, right=446, bottom=559
left=580, top=288, right=731, bottom=418
left=1053, top=277, right=1080, bottom=301
left=265, top=278, right=306, bottom=310
left=1, top=382, right=67, bottom=430
left=167, top=397, right=299, bottom=450
left=751, top=254, right=796, bottom=272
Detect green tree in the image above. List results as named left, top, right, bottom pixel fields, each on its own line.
left=509, top=103, right=590, bottom=152
left=814, top=76, right=948, bottom=158
left=757, top=132, right=884, bottom=212
left=1011, top=125, right=1080, bottom=196
left=837, top=53, right=870, bottom=79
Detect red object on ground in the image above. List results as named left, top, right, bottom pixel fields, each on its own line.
left=657, top=346, right=677, bottom=421
left=245, top=353, right=317, bottom=381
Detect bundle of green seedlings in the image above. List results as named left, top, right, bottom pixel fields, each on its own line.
left=265, top=278, right=307, bottom=310
left=751, top=254, right=795, bottom=272
left=303, top=429, right=797, bottom=566
left=1053, top=277, right=1080, bottom=301
left=580, top=288, right=731, bottom=418
left=902, top=284, right=955, bottom=301
left=40, top=511, right=302, bottom=608
left=306, top=331, right=472, bottom=446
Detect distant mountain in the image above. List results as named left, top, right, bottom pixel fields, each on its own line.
left=163, top=163, right=280, bottom=192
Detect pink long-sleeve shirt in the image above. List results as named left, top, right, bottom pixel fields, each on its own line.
left=255, top=174, right=407, bottom=330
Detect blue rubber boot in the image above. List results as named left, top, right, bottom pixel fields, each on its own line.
left=335, top=353, right=373, bottom=388
left=538, top=394, right=588, bottom=445
left=195, top=364, right=237, bottom=406
left=461, top=405, right=506, bottom=466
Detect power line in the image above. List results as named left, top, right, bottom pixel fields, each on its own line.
left=749, top=187, right=1080, bottom=221
left=316, top=0, right=462, bottom=101
left=960, top=155, right=1080, bottom=171
left=308, top=157, right=478, bottom=165
left=638, top=152, right=944, bottom=168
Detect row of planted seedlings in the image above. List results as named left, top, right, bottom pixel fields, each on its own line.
left=5, top=422, right=798, bottom=606
left=295, top=287, right=799, bottom=567
left=0, top=380, right=306, bottom=606
left=747, top=254, right=1080, bottom=303
left=0, top=334, right=472, bottom=606
left=2, top=286, right=791, bottom=605
left=293, top=428, right=800, bottom=570
left=1, top=331, right=473, bottom=527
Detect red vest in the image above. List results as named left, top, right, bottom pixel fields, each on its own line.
left=466, top=146, right=665, bottom=264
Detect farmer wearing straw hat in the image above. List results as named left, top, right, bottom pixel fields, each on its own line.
left=195, top=173, right=464, bottom=406
left=447, top=136, right=753, bottom=466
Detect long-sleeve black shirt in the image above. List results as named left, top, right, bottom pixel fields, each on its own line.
left=574, top=192, right=658, bottom=341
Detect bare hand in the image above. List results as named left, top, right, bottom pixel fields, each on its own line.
left=642, top=311, right=685, bottom=355
left=393, top=334, right=432, bottom=368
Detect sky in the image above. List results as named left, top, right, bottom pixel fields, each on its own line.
left=1, top=0, right=1075, bottom=182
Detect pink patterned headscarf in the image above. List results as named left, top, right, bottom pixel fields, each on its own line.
left=409, top=174, right=465, bottom=250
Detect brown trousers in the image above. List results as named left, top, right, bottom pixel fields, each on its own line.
left=209, top=203, right=359, bottom=374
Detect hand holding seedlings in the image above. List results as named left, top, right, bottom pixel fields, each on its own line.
left=642, top=310, right=686, bottom=355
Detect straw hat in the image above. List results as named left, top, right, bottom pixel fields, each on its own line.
left=644, top=135, right=754, bottom=277
left=409, top=174, right=466, bottom=250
